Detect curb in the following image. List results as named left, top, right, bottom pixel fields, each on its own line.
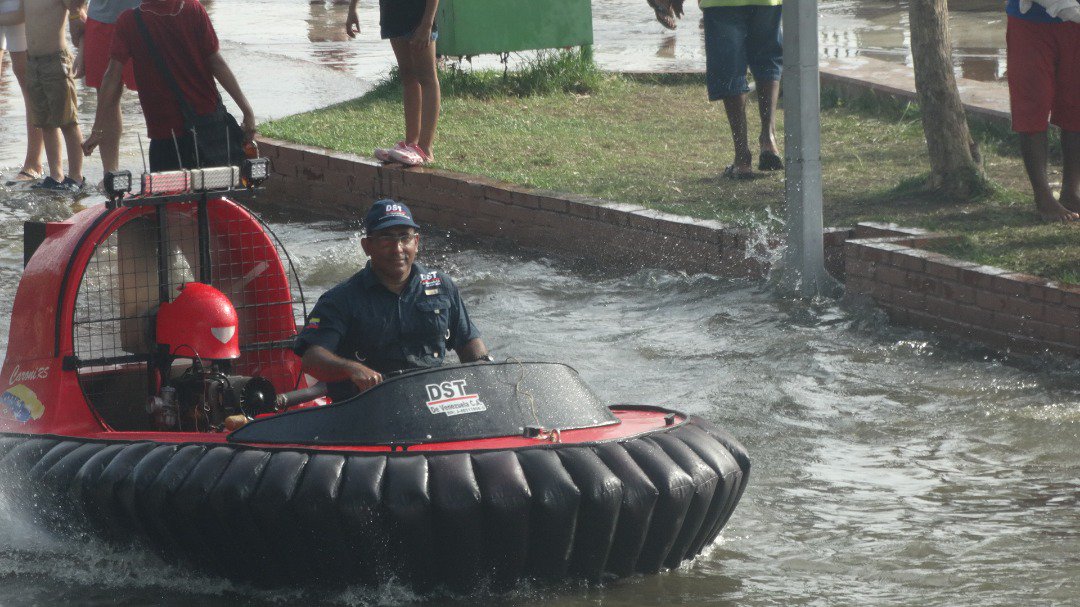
left=254, top=137, right=777, bottom=279
left=251, top=136, right=1079, bottom=360
left=843, top=223, right=1080, bottom=357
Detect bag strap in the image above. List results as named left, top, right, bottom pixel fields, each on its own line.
left=133, top=7, right=197, bottom=120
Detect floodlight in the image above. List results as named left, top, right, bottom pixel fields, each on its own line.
left=242, top=158, right=271, bottom=187
left=103, top=170, right=133, bottom=199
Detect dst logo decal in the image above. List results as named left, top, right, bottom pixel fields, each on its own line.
left=424, top=380, right=486, bottom=416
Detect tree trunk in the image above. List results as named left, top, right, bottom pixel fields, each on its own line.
left=908, top=0, right=986, bottom=199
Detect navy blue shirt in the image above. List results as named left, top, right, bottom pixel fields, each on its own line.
left=294, top=262, right=481, bottom=401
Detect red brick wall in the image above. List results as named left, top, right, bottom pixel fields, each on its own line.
left=844, top=223, right=1080, bottom=357
left=254, top=137, right=770, bottom=277
left=253, top=138, right=1079, bottom=358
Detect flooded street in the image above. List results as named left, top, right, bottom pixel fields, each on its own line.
left=0, top=0, right=1007, bottom=176
left=2, top=220, right=1080, bottom=606
left=4, top=2, right=1074, bottom=607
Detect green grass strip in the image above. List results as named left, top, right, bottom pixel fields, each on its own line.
left=262, top=51, right=1080, bottom=285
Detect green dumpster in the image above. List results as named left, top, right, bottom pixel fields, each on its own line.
left=436, top=0, right=593, bottom=57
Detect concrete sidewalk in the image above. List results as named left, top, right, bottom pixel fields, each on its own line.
left=819, top=56, right=1011, bottom=127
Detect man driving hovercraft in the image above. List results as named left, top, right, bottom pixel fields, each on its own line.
left=293, top=199, right=491, bottom=402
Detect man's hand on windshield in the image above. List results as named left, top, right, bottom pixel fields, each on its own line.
left=348, top=363, right=383, bottom=392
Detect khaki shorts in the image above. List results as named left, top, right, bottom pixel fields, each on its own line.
left=26, top=51, right=78, bottom=129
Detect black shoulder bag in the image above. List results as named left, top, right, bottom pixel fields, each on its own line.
left=133, top=7, right=246, bottom=168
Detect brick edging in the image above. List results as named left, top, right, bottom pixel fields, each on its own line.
left=254, top=137, right=773, bottom=278
left=843, top=223, right=1080, bottom=357
left=252, top=137, right=1079, bottom=359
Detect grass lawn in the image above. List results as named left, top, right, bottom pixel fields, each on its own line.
left=261, top=58, right=1079, bottom=285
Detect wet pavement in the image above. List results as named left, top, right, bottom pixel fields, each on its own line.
left=0, top=0, right=1008, bottom=182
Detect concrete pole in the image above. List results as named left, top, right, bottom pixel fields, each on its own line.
left=779, top=0, right=834, bottom=297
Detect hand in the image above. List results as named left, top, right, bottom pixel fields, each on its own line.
left=82, top=129, right=102, bottom=156
left=348, top=363, right=383, bottom=392
left=410, top=22, right=433, bottom=51
left=241, top=111, right=256, bottom=143
left=1019, top=0, right=1034, bottom=12
left=1060, top=5, right=1080, bottom=21
left=345, top=9, right=359, bottom=38
left=72, top=45, right=85, bottom=79
left=68, top=7, right=86, bottom=46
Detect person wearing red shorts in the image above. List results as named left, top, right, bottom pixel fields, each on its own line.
left=71, top=0, right=139, bottom=173
left=1006, top=0, right=1080, bottom=221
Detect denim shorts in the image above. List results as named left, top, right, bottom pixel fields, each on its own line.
left=703, top=5, right=783, bottom=100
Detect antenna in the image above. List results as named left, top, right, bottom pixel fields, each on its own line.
left=191, top=127, right=202, bottom=168
left=137, top=133, right=148, bottom=174
left=170, top=129, right=183, bottom=169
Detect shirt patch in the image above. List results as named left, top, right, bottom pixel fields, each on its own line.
left=305, top=317, right=320, bottom=329
left=420, top=272, right=442, bottom=289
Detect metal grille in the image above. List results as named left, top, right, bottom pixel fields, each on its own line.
left=72, top=200, right=307, bottom=430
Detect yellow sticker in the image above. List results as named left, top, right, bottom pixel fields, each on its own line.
left=1, top=384, right=45, bottom=423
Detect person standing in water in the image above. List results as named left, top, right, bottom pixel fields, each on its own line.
left=0, top=0, right=45, bottom=185
left=82, top=0, right=256, bottom=172
left=23, top=0, right=85, bottom=191
left=72, top=0, right=140, bottom=173
left=344, top=0, right=440, bottom=167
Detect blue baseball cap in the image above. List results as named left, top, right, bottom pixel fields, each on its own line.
left=364, top=199, right=420, bottom=234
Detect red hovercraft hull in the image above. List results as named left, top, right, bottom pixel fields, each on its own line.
left=0, top=191, right=750, bottom=589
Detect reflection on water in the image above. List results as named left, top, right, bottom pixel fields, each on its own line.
left=2, top=219, right=1079, bottom=607
left=820, top=0, right=1007, bottom=82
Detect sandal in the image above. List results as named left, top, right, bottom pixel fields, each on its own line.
left=758, top=151, right=784, bottom=171
left=723, top=164, right=756, bottom=181
left=647, top=0, right=677, bottom=29
left=5, top=169, right=42, bottom=186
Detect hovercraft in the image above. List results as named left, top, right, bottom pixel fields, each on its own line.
left=0, top=164, right=750, bottom=589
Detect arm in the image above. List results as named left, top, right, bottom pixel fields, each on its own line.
left=301, top=345, right=384, bottom=392
left=207, top=51, right=256, bottom=142
left=345, top=0, right=359, bottom=38
left=410, top=0, right=438, bottom=50
left=455, top=338, right=489, bottom=363
left=64, top=0, right=87, bottom=48
left=82, top=59, right=124, bottom=156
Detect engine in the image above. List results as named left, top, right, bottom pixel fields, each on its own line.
left=147, top=360, right=278, bottom=432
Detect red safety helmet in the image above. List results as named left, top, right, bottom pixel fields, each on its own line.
left=156, top=282, right=240, bottom=360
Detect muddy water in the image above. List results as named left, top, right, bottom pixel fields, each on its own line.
left=4, top=2, right=1074, bottom=606
left=1, top=217, right=1079, bottom=607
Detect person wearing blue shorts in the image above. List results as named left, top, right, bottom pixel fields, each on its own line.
left=701, top=0, right=782, bottom=179
left=345, top=0, right=440, bottom=167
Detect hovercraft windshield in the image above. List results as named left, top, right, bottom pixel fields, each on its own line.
left=228, top=361, right=620, bottom=447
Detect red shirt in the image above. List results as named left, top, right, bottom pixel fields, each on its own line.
left=111, top=0, right=221, bottom=140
